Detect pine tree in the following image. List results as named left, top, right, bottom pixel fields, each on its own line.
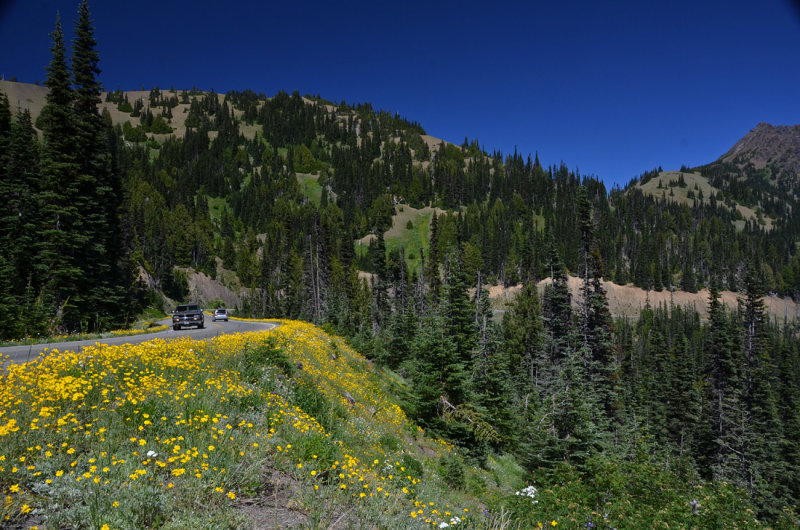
left=37, top=14, right=84, bottom=331
left=502, top=281, right=543, bottom=395
left=0, top=91, right=9, bottom=138
left=369, top=231, right=389, bottom=333
left=409, top=310, right=467, bottom=428
left=3, top=109, right=40, bottom=317
left=542, top=232, right=572, bottom=363
left=738, top=263, right=787, bottom=516
left=0, top=93, right=14, bottom=337
left=410, top=307, right=488, bottom=462
left=465, top=278, right=515, bottom=449
left=71, top=0, right=126, bottom=330
left=576, top=186, right=617, bottom=428
left=739, top=262, right=765, bottom=409
left=442, top=251, right=477, bottom=367
left=704, top=277, right=747, bottom=485
left=426, top=211, right=441, bottom=300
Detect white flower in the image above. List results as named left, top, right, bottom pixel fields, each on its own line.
left=439, top=524, right=450, bottom=529
left=146, top=450, right=158, bottom=458
left=515, top=485, right=539, bottom=502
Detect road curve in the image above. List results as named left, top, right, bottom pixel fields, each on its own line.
left=0, top=317, right=279, bottom=365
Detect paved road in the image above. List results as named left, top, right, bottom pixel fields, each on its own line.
left=0, top=317, right=278, bottom=365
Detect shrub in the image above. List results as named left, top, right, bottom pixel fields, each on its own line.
left=240, top=337, right=294, bottom=383
left=401, top=454, right=424, bottom=480
left=378, top=433, right=401, bottom=452
left=294, top=378, right=346, bottom=433
left=438, top=453, right=466, bottom=490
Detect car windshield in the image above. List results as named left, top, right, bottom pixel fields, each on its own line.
left=215, top=309, right=226, bottom=314
left=176, top=305, right=198, bottom=312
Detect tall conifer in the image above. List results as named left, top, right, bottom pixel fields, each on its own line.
left=72, top=0, right=125, bottom=329
left=6, top=110, right=40, bottom=297
left=37, top=13, right=84, bottom=330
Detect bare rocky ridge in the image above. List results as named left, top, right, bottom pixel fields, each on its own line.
left=720, top=122, right=800, bottom=179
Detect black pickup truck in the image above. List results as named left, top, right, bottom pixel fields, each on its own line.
left=172, top=303, right=205, bottom=331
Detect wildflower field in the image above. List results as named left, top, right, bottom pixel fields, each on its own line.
left=0, top=319, right=770, bottom=529
left=0, top=320, right=524, bottom=529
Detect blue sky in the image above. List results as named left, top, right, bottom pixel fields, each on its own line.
left=2, top=0, right=799, bottom=188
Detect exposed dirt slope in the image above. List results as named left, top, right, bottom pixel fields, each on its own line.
left=489, top=276, right=798, bottom=322
left=0, top=80, right=48, bottom=119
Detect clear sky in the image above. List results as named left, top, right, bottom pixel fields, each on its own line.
left=2, top=0, right=799, bottom=189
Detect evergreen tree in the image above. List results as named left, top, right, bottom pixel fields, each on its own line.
left=542, top=232, right=572, bottom=363
left=0, top=93, right=13, bottom=336
left=409, top=310, right=470, bottom=432
left=502, top=281, right=543, bottom=396
left=442, top=252, right=477, bottom=367
left=426, top=211, right=441, bottom=300
left=738, top=263, right=787, bottom=516
left=704, top=277, right=746, bottom=484
left=72, top=0, right=127, bottom=329
left=576, top=186, right=617, bottom=428
left=3, top=110, right=40, bottom=310
left=37, top=14, right=84, bottom=331
left=369, top=231, right=390, bottom=333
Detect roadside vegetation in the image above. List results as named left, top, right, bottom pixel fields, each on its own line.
left=0, top=320, right=775, bottom=528
left=0, top=321, right=168, bottom=348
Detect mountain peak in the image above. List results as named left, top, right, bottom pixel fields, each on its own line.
left=720, top=122, right=800, bottom=179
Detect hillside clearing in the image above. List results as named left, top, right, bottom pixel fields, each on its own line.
left=636, top=170, right=774, bottom=231
left=355, top=204, right=447, bottom=273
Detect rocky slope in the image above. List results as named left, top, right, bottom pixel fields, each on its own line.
left=720, top=122, right=800, bottom=180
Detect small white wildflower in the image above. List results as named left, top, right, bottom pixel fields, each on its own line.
left=439, top=523, right=450, bottom=529
left=146, top=450, right=158, bottom=458
left=515, top=485, right=539, bottom=503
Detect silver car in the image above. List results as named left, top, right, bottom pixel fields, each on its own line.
left=212, top=308, right=229, bottom=322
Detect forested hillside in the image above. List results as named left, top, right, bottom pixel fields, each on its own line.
left=2, top=3, right=800, bottom=524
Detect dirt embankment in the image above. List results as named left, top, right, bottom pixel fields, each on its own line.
left=490, top=276, right=798, bottom=322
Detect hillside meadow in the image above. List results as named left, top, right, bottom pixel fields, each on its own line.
left=0, top=321, right=524, bottom=528
left=0, top=320, right=769, bottom=529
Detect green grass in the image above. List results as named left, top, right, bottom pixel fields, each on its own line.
left=297, top=173, right=322, bottom=206
left=206, top=196, right=230, bottom=222
left=385, top=211, right=431, bottom=274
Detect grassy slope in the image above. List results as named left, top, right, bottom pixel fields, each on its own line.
left=355, top=204, right=445, bottom=275
left=297, top=173, right=323, bottom=206
left=384, top=205, right=444, bottom=274
left=0, top=80, right=261, bottom=142
left=0, top=319, right=766, bottom=528
left=636, top=170, right=773, bottom=231
left=0, top=320, right=528, bottom=528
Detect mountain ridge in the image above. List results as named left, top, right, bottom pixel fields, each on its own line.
left=719, top=121, right=800, bottom=179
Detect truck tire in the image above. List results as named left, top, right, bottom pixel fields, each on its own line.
left=173, top=325, right=179, bottom=331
